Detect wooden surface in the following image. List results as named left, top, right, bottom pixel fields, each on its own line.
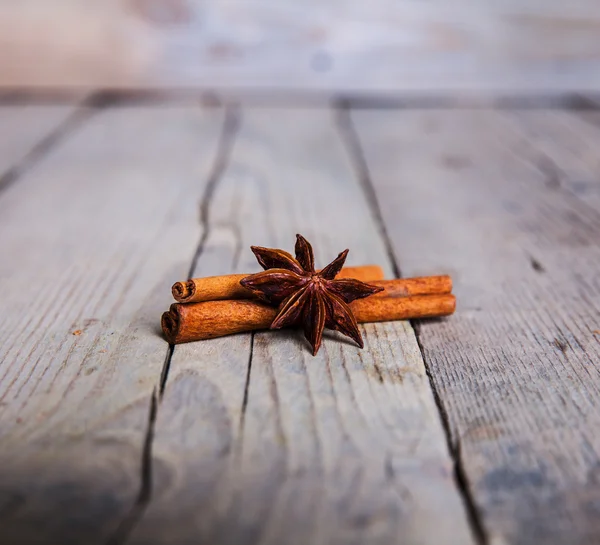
left=0, top=105, right=79, bottom=184
left=1, top=1, right=600, bottom=92
left=352, top=109, right=600, bottom=545
left=128, top=108, right=474, bottom=545
left=1, top=102, right=600, bottom=545
left=0, top=105, right=225, bottom=543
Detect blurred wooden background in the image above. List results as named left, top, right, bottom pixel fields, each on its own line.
left=1, top=0, right=600, bottom=94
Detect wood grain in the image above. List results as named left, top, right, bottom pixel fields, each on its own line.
left=493, top=110, right=600, bottom=214
left=0, top=105, right=78, bottom=180
left=352, top=109, right=600, bottom=545
left=1, top=1, right=600, bottom=92
left=0, top=105, right=224, bottom=544
left=128, top=108, right=475, bottom=545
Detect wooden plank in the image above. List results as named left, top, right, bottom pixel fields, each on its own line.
left=1, top=1, right=600, bottom=92
left=128, top=108, right=476, bottom=545
left=492, top=110, right=600, bottom=213
left=352, top=109, right=600, bottom=545
left=0, top=105, right=78, bottom=179
left=0, top=105, right=225, bottom=544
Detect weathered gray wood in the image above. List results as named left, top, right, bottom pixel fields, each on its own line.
left=352, top=109, right=600, bottom=545
left=494, top=110, right=600, bottom=213
left=1, top=1, right=600, bottom=92
left=0, top=105, right=77, bottom=178
left=129, top=108, right=476, bottom=545
left=0, top=106, right=225, bottom=544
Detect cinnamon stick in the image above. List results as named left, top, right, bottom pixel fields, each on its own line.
left=162, top=294, right=456, bottom=344
left=172, top=265, right=385, bottom=303
left=369, top=276, right=451, bottom=298
left=173, top=269, right=451, bottom=304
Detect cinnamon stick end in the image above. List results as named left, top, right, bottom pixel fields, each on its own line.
left=172, top=280, right=196, bottom=302
left=161, top=306, right=180, bottom=343
left=446, top=275, right=453, bottom=293
left=434, top=294, right=456, bottom=317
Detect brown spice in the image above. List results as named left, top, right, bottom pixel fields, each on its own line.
left=369, top=276, right=451, bottom=298
left=162, top=294, right=456, bottom=345
left=173, top=273, right=451, bottom=305
left=240, top=235, right=384, bottom=354
left=172, top=265, right=384, bottom=303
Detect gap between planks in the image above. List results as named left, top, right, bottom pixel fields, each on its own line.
left=0, top=103, right=228, bottom=544
left=3, top=89, right=600, bottom=111
left=0, top=102, right=93, bottom=194
left=106, top=104, right=242, bottom=545
left=335, top=103, right=487, bottom=545
left=350, top=108, right=600, bottom=545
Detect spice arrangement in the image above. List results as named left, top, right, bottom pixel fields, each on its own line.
left=162, top=235, right=455, bottom=355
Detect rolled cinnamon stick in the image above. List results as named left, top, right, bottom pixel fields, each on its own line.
left=172, top=265, right=385, bottom=303
left=162, top=294, right=456, bottom=344
left=369, top=276, right=451, bottom=298
left=173, top=269, right=451, bottom=305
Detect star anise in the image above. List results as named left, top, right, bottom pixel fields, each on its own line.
left=240, top=234, right=384, bottom=355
